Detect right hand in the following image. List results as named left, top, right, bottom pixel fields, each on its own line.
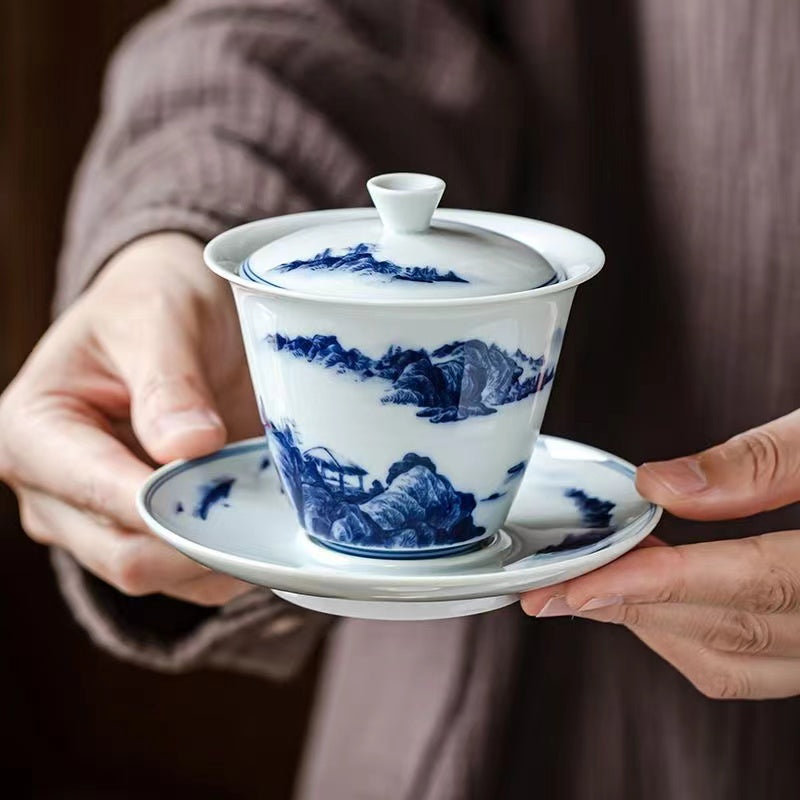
left=0, top=232, right=260, bottom=605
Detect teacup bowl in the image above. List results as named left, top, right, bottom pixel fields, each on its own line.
left=205, top=206, right=603, bottom=558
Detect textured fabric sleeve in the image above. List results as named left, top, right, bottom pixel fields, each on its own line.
left=51, top=0, right=521, bottom=679
left=52, top=549, right=328, bottom=680
left=55, top=0, right=520, bottom=307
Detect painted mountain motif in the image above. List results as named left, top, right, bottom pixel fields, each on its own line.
left=480, top=461, right=527, bottom=503
left=505, top=461, right=526, bottom=481
left=267, top=333, right=556, bottom=423
left=565, top=487, right=615, bottom=528
left=267, top=422, right=484, bottom=552
left=267, top=243, right=468, bottom=284
left=192, top=477, right=236, bottom=520
left=535, top=488, right=616, bottom=554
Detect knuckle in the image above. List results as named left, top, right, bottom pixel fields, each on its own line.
left=18, top=498, right=50, bottom=544
left=649, top=547, right=690, bottom=603
left=0, top=402, right=25, bottom=484
left=136, top=371, right=204, bottom=416
left=170, top=584, right=232, bottom=607
left=104, top=288, right=173, bottom=331
left=76, top=465, right=123, bottom=521
left=736, top=539, right=800, bottom=613
left=614, top=603, right=647, bottom=627
left=78, top=472, right=112, bottom=519
left=693, top=666, right=752, bottom=701
left=751, top=567, right=799, bottom=614
left=135, top=372, right=172, bottom=408
left=712, top=611, right=773, bottom=655
left=0, top=412, right=11, bottom=479
left=184, top=587, right=239, bottom=607
left=107, top=540, right=156, bottom=597
left=731, top=428, right=783, bottom=488
left=621, top=546, right=689, bottom=604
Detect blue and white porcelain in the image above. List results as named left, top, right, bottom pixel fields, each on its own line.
left=242, top=174, right=557, bottom=298
left=204, top=174, right=605, bottom=558
left=138, top=436, right=662, bottom=620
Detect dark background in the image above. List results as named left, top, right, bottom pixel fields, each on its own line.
left=0, top=2, right=316, bottom=797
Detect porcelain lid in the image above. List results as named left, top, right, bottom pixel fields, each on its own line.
left=241, top=173, right=557, bottom=298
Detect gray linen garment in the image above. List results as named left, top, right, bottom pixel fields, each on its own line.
left=52, top=2, right=800, bottom=798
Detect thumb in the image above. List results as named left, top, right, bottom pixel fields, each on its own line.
left=113, top=315, right=227, bottom=464
left=636, top=410, right=800, bottom=521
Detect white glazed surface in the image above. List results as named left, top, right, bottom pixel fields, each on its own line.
left=244, top=173, right=556, bottom=298
left=243, top=218, right=557, bottom=298
left=138, top=435, right=662, bottom=605
left=206, top=208, right=604, bottom=306
left=206, top=209, right=604, bottom=558
left=270, top=591, right=518, bottom=620
left=235, top=286, right=572, bottom=556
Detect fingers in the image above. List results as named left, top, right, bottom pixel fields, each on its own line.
left=580, top=600, right=800, bottom=658
left=172, top=570, right=256, bottom=607
left=520, top=532, right=800, bottom=699
left=104, top=299, right=226, bottom=464
left=0, top=233, right=248, bottom=609
left=23, top=488, right=209, bottom=588
left=630, top=628, right=800, bottom=701
left=635, top=535, right=669, bottom=548
left=636, top=409, right=800, bottom=520
left=5, top=406, right=151, bottom=530
left=519, top=534, right=667, bottom=614
left=0, top=297, right=215, bottom=526
left=21, top=489, right=252, bottom=604
left=522, top=533, right=800, bottom=616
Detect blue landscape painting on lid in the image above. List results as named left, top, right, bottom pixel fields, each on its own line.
left=266, top=242, right=468, bottom=285
left=267, top=421, right=484, bottom=554
left=267, top=333, right=556, bottom=424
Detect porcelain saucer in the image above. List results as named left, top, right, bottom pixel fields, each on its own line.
left=138, top=436, right=661, bottom=620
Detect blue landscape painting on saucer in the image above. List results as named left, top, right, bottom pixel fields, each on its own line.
left=534, top=488, right=616, bottom=554
left=268, top=333, right=556, bottom=424
left=165, top=440, right=625, bottom=561
left=266, top=421, right=485, bottom=557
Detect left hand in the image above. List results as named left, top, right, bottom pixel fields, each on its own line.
left=521, top=411, right=800, bottom=700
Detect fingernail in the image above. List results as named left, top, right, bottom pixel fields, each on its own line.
left=157, top=408, right=223, bottom=437
left=536, top=595, right=575, bottom=618
left=640, top=457, right=707, bottom=495
left=577, top=595, right=623, bottom=612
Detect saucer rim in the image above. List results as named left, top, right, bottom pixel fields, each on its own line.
left=138, top=436, right=663, bottom=599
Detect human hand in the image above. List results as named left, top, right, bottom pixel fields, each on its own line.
left=0, top=233, right=259, bottom=605
left=522, top=414, right=800, bottom=699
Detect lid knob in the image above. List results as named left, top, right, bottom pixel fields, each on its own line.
left=367, top=173, right=445, bottom=234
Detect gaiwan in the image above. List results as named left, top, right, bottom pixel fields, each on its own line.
left=204, top=173, right=604, bottom=558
